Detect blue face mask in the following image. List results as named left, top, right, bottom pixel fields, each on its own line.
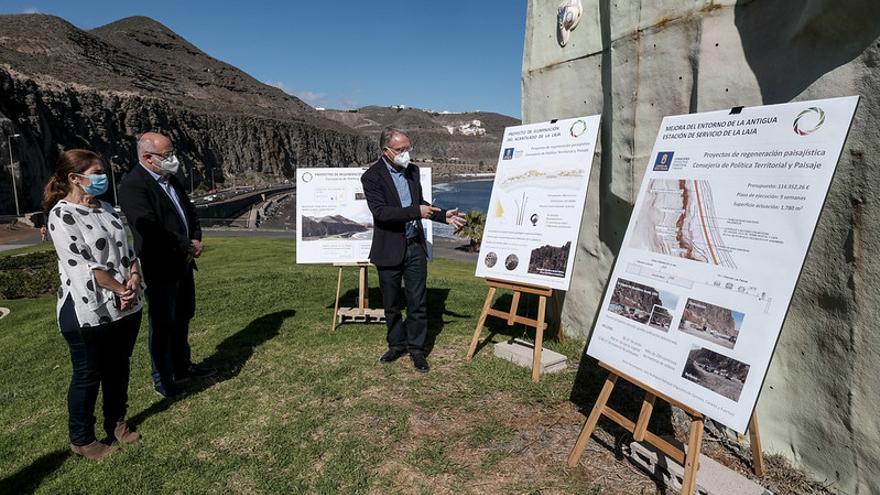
left=77, top=173, right=109, bottom=196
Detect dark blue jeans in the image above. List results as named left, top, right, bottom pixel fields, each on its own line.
left=145, top=268, right=195, bottom=388
left=377, top=239, right=428, bottom=355
left=59, top=296, right=141, bottom=446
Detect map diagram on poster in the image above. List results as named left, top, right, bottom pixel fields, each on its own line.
left=296, top=167, right=433, bottom=264
left=586, top=96, right=858, bottom=433
left=475, top=116, right=600, bottom=290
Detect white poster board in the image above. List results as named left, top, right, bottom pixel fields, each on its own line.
left=586, top=96, right=859, bottom=433
left=296, top=167, right=433, bottom=264
left=475, top=116, right=600, bottom=290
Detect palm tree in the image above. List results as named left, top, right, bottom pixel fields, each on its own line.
left=456, top=210, right=485, bottom=252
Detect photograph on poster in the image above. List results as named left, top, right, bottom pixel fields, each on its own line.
left=678, top=298, right=745, bottom=349
left=505, top=254, right=519, bottom=271
left=682, top=346, right=751, bottom=402
left=629, top=179, right=737, bottom=268
left=648, top=305, right=674, bottom=331
left=300, top=213, right=372, bottom=241
left=607, top=277, right=679, bottom=329
left=528, top=241, right=571, bottom=278
left=484, top=252, right=498, bottom=268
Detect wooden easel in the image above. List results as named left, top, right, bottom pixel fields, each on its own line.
left=466, top=278, right=564, bottom=382
left=331, top=262, right=386, bottom=331
left=566, top=362, right=765, bottom=494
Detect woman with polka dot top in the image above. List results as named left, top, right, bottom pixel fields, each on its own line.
left=43, top=149, right=145, bottom=460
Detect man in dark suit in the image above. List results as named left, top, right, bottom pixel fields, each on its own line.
left=119, top=132, right=215, bottom=397
left=361, top=128, right=465, bottom=373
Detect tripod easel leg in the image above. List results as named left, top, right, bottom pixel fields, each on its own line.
left=467, top=287, right=497, bottom=361
left=508, top=290, right=521, bottom=326
left=748, top=412, right=765, bottom=477
left=551, top=291, right=564, bottom=343
left=357, top=266, right=367, bottom=314
left=681, top=416, right=705, bottom=495
left=567, top=372, right=618, bottom=466
left=633, top=393, right=656, bottom=442
left=532, top=295, right=547, bottom=382
left=331, top=266, right=343, bottom=331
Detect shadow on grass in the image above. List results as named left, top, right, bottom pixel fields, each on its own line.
left=0, top=309, right=295, bottom=492
left=569, top=355, right=676, bottom=453
left=330, top=287, right=467, bottom=356
left=425, top=288, right=468, bottom=355
left=564, top=252, right=675, bottom=461
left=469, top=292, right=564, bottom=358
left=567, top=353, right=674, bottom=494
left=128, top=309, right=296, bottom=427
left=0, top=449, right=69, bottom=493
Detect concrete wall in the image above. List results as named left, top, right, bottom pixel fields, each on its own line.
left=521, top=1, right=880, bottom=492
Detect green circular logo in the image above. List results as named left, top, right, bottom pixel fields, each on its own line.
left=793, top=107, right=825, bottom=136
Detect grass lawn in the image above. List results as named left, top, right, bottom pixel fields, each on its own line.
left=0, top=236, right=640, bottom=494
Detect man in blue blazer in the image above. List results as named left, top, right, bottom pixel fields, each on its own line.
left=361, top=128, right=465, bottom=372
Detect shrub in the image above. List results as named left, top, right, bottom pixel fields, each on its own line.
left=0, top=251, right=58, bottom=299
left=455, top=210, right=486, bottom=252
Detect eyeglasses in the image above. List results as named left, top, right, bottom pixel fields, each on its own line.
left=386, top=145, right=413, bottom=153
left=147, top=150, right=176, bottom=160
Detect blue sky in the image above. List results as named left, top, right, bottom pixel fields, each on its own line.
left=4, top=1, right=527, bottom=117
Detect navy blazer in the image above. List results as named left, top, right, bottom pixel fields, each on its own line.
left=119, top=164, right=202, bottom=284
left=361, top=158, right=446, bottom=267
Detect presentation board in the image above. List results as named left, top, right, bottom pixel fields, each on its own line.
left=475, top=116, right=600, bottom=290
left=586, top=96, right=859, bottom=433
left=296, top=167, right=433, bottom=264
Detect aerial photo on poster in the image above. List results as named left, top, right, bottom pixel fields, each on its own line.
left=586, top=96, right=859, bottom=433
left=475, top=116, right=600, bottom=290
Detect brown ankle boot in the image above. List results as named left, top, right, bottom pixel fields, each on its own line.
left=114, top=421, right=140, bottom=445
left=70, top=441, right=119, bottom=460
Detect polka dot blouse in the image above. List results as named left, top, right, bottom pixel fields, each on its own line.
left=48, top=199, right=145, bottom=328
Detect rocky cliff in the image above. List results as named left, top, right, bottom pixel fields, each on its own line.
left=0, top=14, right=374, bottom=214
left=681, top=299, right=736, bottom=335
left=528, top=241, right=571, bottom=277
left=610, top=278, right=661, bottom=314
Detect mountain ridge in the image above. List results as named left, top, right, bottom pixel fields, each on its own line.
left=0, top=13, right=517, bottom=214
left=0, top=13, right=373, bottom=212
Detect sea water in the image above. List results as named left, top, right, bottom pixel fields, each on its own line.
left=431, top=178, right=493, bottom=239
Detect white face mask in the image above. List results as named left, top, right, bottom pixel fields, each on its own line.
left=154, top=154, right=180, bottom=175
left=392, top=150, right=410, bottom=167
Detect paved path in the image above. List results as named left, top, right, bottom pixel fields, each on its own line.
left=0, top=227, right=43, bottom=252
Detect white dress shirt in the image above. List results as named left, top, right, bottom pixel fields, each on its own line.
left=140, top=163, right=189, bottom=234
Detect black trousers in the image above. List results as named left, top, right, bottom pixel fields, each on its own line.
left=145, top=267, right=195, bottom=388
left=59, top=296, right=142, bottom=446
left=377, top=239, right=428, bottom=355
